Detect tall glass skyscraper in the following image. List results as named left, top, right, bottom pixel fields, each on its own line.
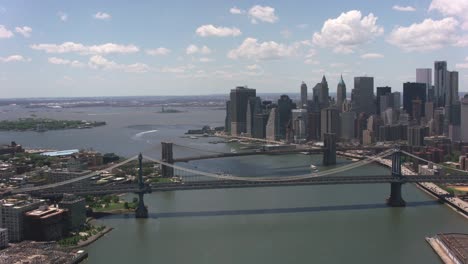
left=229, top=86, right=256, bottom=136
left=352, top=77, right=375, bottom=115
left=434, top=61, right=447, bottom=108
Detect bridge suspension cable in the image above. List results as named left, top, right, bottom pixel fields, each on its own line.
left=143, top=148, right=395, bottom=182
left=11, top=155, right=139, bottom=193
left=400, top=150, right=468, bottom=175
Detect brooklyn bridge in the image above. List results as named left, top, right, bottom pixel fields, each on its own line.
left=9, top=142, right=468, bottom=218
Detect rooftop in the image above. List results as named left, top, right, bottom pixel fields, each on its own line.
left=25, top=206, right=64, bottom=219
left=40, top=149, right=79, bottom=157
left=437, top=233, right=468, bottom=263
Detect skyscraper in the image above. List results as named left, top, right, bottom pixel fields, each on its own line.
left=300, top=82, right=308, bottom=109
left=425, top=101, right=434, bottom=121
left=461, top=95, right=468, bottom=142
left=229, top=86, right=256, bottom=136
left=292, top=109, right=308, bottom=143
left=245, top=96, right=261, bottom=136
left=312, top=83, right=321, bottom=103
left=307, top=111, right=321, bottom=141
left=416, top=68, right=432, bottom=89
left=266, top=107, right=279, bottom=141
left=340, top=111, right=355, bottom=141
left=320, top=75, right=329, bottom=108
left=252, top=113, right=269, bottom=139
left=433, top=108, right=445, bottom=135
left=277, top=95, right=296, bottom=139
left=376, top=86, right=391, bottom=115
left=411, top=98, right=422, bottom=124
left=392, top=92, right=401, bottom=110
left=403, top=82, right=426, bottom=118
left=445, top=71, right=459, bottom=123
left=352, top=77, right=375, bottom=115
left=225, top=101, right=231, bottom=133
left=434, top=61, right=447, bottom=107
left=336, top=75, right=346, bottom=110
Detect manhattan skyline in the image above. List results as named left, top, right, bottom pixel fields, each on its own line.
left=1, top=0, right=468, bottom=98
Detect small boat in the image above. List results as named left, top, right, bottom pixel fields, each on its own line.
left=189, top=136, right=198, bottom=139
left=310, top=164, right=319, bottom=172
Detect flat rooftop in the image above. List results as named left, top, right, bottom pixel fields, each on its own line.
left=437, top=233, right=468, bottom=263
left=40, top=149, right=79, bottom=157
left=25, top=206, right=64, bottom=218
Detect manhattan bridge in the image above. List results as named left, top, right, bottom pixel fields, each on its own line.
left=9, top=141, right=468, bottom=218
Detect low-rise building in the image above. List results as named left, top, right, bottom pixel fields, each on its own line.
left=46, top=169, right=91, bottom=185
left=0, top=228, right=8, bottom=249
left=24, top=206, right=66, bottom=241
left=0, top=195, right=44, bottom=242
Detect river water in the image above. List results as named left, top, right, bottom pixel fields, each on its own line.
left=0, top=105, right=466, bottom=263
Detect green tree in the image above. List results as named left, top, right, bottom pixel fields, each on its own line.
left=102, top=195, right=112, bottom=204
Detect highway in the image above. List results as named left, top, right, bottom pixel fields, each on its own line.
left=11, top=155, right=139, bottom=194
left=31, top=174, right=468, bottom=198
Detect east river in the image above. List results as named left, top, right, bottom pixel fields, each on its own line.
left=0, top=105, right=467, bottom=263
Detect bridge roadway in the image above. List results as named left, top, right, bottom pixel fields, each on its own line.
left=29, top=174, right=468, bottom=198
left=173, top=146, right=392, bottom=162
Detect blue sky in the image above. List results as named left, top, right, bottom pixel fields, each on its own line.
left=0, top=0, right=467, bottom=98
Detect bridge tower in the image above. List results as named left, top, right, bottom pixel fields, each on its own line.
left=387, top=149, right=406, bottom=207
left=135, top=153, right=149, bottom=218
left=322, top=133, right=337, bottom=166
left=161, top=142, right=174, bottom=177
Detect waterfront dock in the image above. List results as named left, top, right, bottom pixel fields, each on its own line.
left=426, top=233, right=468, bottom=264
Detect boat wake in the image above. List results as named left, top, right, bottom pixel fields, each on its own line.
left=132, top=130, right=158, bottom=140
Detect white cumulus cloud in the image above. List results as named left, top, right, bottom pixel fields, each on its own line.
left=0, top=55, right=31, bottom=62
left=94, top=12, right=111, bottom=20
left=15, top=26, right=32, bottom=38
left=230, top=7, right=244, bottom=14
left=146, top=47, right=171, bottom=56
left=30, top=42, right=139, bottom=55
left=392, top=5, right=416, bottom=12
left=0, top=25, right=13, bottom=38
left=429, top=0, right=468, bottom=30
left=312, top=10, right=384, bottom=53
left=248, top=5, right=278, bottom=24
left=186, top=44, right=211, bottom=55
left=361, top=53, right=384, bottom=59
left=88, top=55, right=149, bottom=73
left=48, top=57, right=85, bottom=67
left=227, top=37, right=298, bottom=60
left=196, top=25, right=241, bottom=37
left=387, top=17, right=461, bottom=51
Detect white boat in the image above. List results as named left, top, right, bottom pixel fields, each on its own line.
left=189, top=136, right=198, bottom=139
left=310, top=164, right=319, bottom=172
